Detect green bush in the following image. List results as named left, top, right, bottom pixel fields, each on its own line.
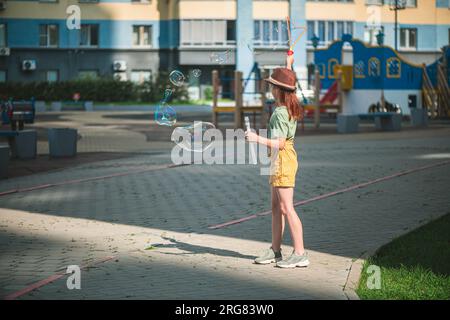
left=203, top=87, right=213, bottom=100
left=0, top=72, right=189, bottom=103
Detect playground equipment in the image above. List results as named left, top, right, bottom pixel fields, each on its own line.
left=312, top=34, right=450, bottom=132
left=211, top=64, right=269, bottom=129
left=302, top=68, right=343, bottom=129
left=422, top=47, right=450, bottom=118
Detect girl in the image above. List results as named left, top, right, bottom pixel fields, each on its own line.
left=245, top=54, right=309, bottom=268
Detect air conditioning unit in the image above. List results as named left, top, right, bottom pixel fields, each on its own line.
left=113, top=60, right=127, bottom=71
left=0, top=47, right=10, bottom=56
left=0, top=1, right=6, bottom=11
left=22, top=60, right=37, bottom=71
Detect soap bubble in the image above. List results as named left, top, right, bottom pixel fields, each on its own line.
left=155, top=102, right=177, bottom=126
left=169, top=70, right=185, bottom=87
left=210, top=51, right=230, bottom=65
left=163, top=88, right=174, bottom=102
left=171, top=121, right=216, bottom=152
left=246, top=44, right=262, bottom=56
left=192, top=69, right=202, bottom=78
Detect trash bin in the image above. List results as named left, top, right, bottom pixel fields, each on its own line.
left=84, top=101, right=94, bottom=112
left=13, top=130, right=37, bottom=159
left=410, top=108, right=428, bottom=127
left=51, top=101, right=62, bottom=111
left=48, top=128, right=77, bottom=158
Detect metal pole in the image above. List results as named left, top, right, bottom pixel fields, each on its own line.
left=314, top=69, right=320, bottom=129
left=234, top=71, right=243, bottom=129
left=394, top=2, right=398, bottom=51
left=212, top=70, right=219, bottom=128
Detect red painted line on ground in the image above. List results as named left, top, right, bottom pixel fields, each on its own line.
left=208, top=159, right=450, bottom=229
left=3, top=255, right=117, bottom=300
left=0, top=163, right=186, bottom=197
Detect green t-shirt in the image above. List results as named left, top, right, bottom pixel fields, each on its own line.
left=269, top=106, right=297, bottom=140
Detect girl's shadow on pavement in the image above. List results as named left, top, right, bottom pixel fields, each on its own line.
left=149, top=236, right=256, bottom=260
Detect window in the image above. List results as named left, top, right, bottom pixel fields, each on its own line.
left=78, top=70, right=98, bottom=79
left=327, top=21, right=334, bottom=43
left=131, top=70, right=152, bottom=84
left=307, top=20, right=353, bottom=46
left=39, top=24, right=59, bottom=47
left=254, top=21, right=261, bottom=41
left=0, top=70, right=6, bottom=83
left=365, top=0, right=416, bottom=5
left=262, top=21, right=270, bottom=44
left=80, top=24, right=99, bottom=47
left=314, top=0, right=349, bottom=1
left=180, top=20, right=232, bottom=46
left=253, top=20, right=289, bottom=46
left=345, top=21, right=353, bottom=35
left=46, top=70, right=58, bottom=82
left=387, top=57, right=401, bottom=78
left=400, top=28, right=417, bottom=50
left=318, top=21, right=325, bottom=43
left=133, top=25, right=151, bottom=46
left=280, top=21, right=288, bottom=43
left=404, top=0, right=417, bottom=7
left=365, top=0, right=382, bottom=4
left=368, top=57, right=380, bottom=76
left=307, top=21, right=315, bottom=40
left=0, top=24, right=6, bottom=47
left=226, top=20, right=236, bottom=42
left=337, top=21, right=344, bottom=39
left=354, top=61, right=365, bottom=78
left=272, top=20, right=279, bottom=43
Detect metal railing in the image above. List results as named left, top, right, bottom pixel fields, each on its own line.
left=422, top=64, right=437, bottom=118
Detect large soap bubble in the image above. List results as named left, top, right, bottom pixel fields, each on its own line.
left=209, top=51, right=230, bottom=65
left=169, top=70, right=185, bottom=87
left=162, top=88, right=174, bottom=102
left=171, top=121, right=216, bottom=152
left=191, top=69, right=202, bottom=78
left=155, top=102, right=177, bottom=126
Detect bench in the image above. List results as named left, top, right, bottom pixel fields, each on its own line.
left=51, top=101, right=94, bottom=111
left=358, top=112, right=402, bottom=131
left=0, top=130, right=37, bottom=159
left=1, top=99, right=36, bottom=130
left=337, top=112, right=402, bottom=133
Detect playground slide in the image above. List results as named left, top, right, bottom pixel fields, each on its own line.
left=319, top=80, right=338, bottom=105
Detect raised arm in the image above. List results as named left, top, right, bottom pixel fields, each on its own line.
left=286, top=53, right=294, bottom=70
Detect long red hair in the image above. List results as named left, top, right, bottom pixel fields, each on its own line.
left=272, top=86, right=304, bottom=122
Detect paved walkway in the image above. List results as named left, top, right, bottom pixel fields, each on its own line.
left=1, top=118, right=450, bottom=299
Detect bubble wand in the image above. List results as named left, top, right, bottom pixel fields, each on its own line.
left=286, top=16, right=293, bottom=56
left=286, top=16, right=307, bottom=57
left=245, top=116, right=257, bottom=165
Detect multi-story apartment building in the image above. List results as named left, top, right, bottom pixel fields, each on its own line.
left=0, top=0, right=449, bottom=86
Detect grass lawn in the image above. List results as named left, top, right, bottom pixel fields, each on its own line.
left=357, top=213, right=450, bottom=300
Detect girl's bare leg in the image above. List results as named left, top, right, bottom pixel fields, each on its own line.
left=275, top=187, right=305, bottom=255
left=271, top=186, right=284, bottom=252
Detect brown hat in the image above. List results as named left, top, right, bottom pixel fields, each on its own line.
left=264, top=68, right=297, bottom=91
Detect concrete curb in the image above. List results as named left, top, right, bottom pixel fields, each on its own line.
left=343, top=249, right=377, bottom=300
left=343, top=257, right=365, bottom=300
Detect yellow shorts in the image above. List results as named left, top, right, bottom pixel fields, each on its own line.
left=269, top=140, right=298, bottom=188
